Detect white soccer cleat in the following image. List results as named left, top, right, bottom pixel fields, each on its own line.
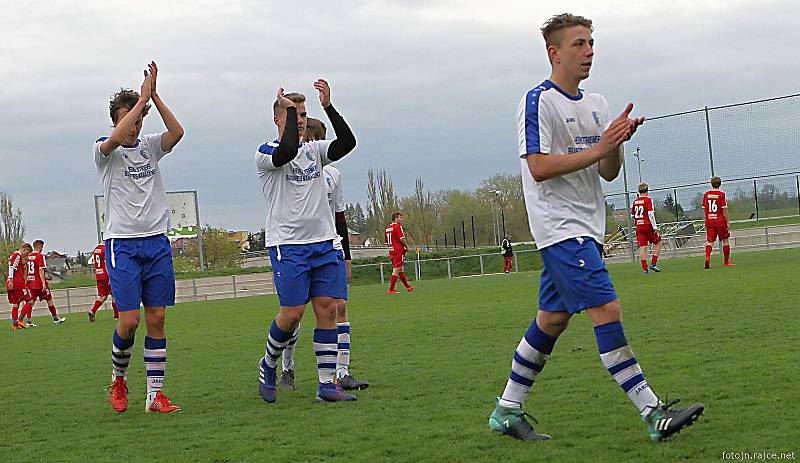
left=26, top=322, right=38, bottom=328
left=53, top=317, right=66, bottom=324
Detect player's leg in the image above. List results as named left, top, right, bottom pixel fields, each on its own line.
left=10, top=298, right=23, bottom=329
left=638, top=244, right=648, bottom=272
left=46, top=290, right=65, bottom=324
left=111, top=296, right=119, bottom=319
left=388, top=257, right=400, bottom=293
left=279, top=323, right=301, bottom=390
left=335, top=300, right=369, bottom=390
left=397, top=259, right=414, bottom=291
left=140, top=235, right=179, bottom=413
left=649, top=235, right=662, bottom=272
left=309, top=243, right=356, bottom=401
left=722, top=233, right=734, bottom=266
left=489, top=259, right=569, bottom=441
left=704, top=227, right=716, bottom=269
left=588, top=301, right=704, bottom=441
left=260, top=244, right=311, bottom=403
left=20, top=290, right=35, bottom=326
left=89, top=294, right=108, bottom=322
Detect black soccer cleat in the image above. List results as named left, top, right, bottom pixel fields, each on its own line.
left=337, top=374, right=369, bottom=390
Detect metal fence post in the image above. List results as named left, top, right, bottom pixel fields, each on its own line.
left=514, top=255, right=519, bottom=273
left=753, top=179, right=759, bottom=220
left=66, top=288, right=71, bottom=313
left=704, top=105, right=715, bottom=177
left=621, top=154, right=636, bottom=262
left=232, top=275, right=237, bottom=298
left=192, top=279, right=198, bottom=301
left=379, top=263, right=385, bottom=285
left=765, top=227, right=770, bottom=249
left=479, top=255, right=484, bottom=275
left=447, top=258, right=452, bottom=279
left=673, top=188, right=679, bottom=222
left=796, top=175, right=800, bottom=215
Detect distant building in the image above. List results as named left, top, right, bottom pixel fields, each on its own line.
left=45, top=251, right=69, bottom=271
left=172, top=237, right=198, bottom=257
left=348, top=229, right=369, bottom=247
left=227, top=231, right=250, bottom=252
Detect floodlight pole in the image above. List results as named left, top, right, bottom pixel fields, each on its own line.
left=194, top=190, right=206, bottom=272
left=622, top=148, right=636, bottom=261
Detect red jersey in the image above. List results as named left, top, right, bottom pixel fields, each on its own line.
left=25, top=252, right=47, bottom=289
left=7, top=251, right=27, bottom=287
left=631, top=196, right=655, bottom=228
left=702, top=189, right=727, bottom=226
left=93, top=244, right=109, bottom=280
left=385, top=223, right=406, bottom=254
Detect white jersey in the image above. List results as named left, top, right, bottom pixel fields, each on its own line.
left=517, top=80, right=612, bottom=249
left=94, top=133, right=172, bottom=239
left=255, top=139, right=338, bottom=247
left=323, top=165, right=346, bottom=218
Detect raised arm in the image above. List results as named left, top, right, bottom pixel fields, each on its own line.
left=315, top=79, right=356, bottom=161
left=147, top=62, right=185, bottom=153
left=99, top=72, right=152, bottom=155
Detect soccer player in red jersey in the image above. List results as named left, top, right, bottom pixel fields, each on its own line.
left=385, top=212, right=413, bottom=294
left=25, top=240, right=66, bottom=325
left=630, top=183, right=662, bottom=273
left=702, top=176, right=734, bottom=269
left=88, top=242, right=119, bottom=322
left=7, top=243, right=34, bottom=330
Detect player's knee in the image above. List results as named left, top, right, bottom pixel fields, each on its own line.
left=588, top=300, right=622, bottom=326
left=536, top=311, right=570, bottom=336
left=144, top=309, right=166, bottom=330
left=336, top=302, right=348, bottom=321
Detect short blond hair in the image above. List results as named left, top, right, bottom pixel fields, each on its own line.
left=272, top=92, right=306, bottom=117
left=541, top=13, right=593, bottom=47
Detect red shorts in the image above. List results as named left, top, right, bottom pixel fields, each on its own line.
left=706, top=224, right=730, bottom=242
left=96, top=279, right=112, bottom=297
left=389, top=250, right=406, bottom=268
left=6, top=286, right=32, bottom=305
left=29, top=287, right=53, bottom=302
left=636, top=228, right=661, bottom=247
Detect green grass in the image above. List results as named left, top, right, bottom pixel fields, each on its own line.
left=2, top=249, right=799, bottom=462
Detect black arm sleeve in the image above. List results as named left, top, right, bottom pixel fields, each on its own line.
left=324, top=104, right=357, bottom=161
left=335, top=211, right=351, bottom=260
left=270, top=107, right=300, bottom=167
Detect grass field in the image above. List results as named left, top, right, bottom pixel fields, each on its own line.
left=2, top=249, right=799, bottom=462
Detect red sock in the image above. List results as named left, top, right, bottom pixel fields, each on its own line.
left=12, top=306, right=19, bottom=322
left=641, top=259, right=648, bottom=271
left=91, top=300, right=103, bottom=314
left=48, top=305, right=58, bottom=317
left=22, top=301, right=33, bottom=319
left=112, top=302, right=119, bottom=318
left=651, top=255, right=658, bottom=266
left=705, top=245, right=712, bottom=261
left=723, top=244, right=731, bottom=263
left=389, top=275, right=398, bottom=291
left=398, top=272, right=410, bottom=288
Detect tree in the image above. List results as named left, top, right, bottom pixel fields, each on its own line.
left=0, top=192, right=25, bottom=245
left=200, top=227, right=244, bottom=270
left=401, top=178, right=437, bottom=247
left=247, top=229, right=266, bottom=253
left=345, top=203, right=367, bottom=233
left=366, top=169, right=398, bottom=242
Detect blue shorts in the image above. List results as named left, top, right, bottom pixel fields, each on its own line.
left=539, top=237, right=618, bottom=314
left=269, top=240, right=347, bottom=307
left=106, top=235, right=175, bottom=312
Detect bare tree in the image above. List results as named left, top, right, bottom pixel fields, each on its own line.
left=366, top=169, right=398, bottom=242
left=0, top=192, right=25, bottom=245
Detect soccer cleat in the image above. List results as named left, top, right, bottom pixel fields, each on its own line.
left=11, top=323, right=25, bottom=330
left=406, top=285, right=414, bottom=292
left=26, top=322, right=38, bottom=328
left=317, top=382, right=357, bottom=402
left=145, top=391, right=182, bottom=413
left=704, top=260, right=710, bottom=270
left=488, top=398, right=551, bottom=441
left=279, top=369, right=296, bottom=391
left=649, top=264, right=661, bottom=273
left=724, top=262, right=736, bottom=267
left=643, top=399, right=704, bottom=442
left=387, top=289, right=399, bottom=294
left=53, top=317, right=66, bottom=324
left=258, top=358, right=278, bottom=403
left=336, top=374, right=370, bottom=390
left=108, top=376, right=129, bottom=412
left=17, top=320, right=27, bottom=329
left=642, top=269, right=649, bottom=274
left=88, top=312, right=96, bottom=323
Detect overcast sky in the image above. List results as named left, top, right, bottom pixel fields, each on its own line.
left=1, top=0, right=798, bottom=253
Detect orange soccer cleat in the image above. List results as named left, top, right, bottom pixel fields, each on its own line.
left=387, top=289, right=399, bottom=294
left=108, top=376, right=129, bottom=412
left=723, top=262, right=736, bottom=267
left=145, top=391, right=182, bottom=413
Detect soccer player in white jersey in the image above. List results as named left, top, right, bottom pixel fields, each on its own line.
left=279, top=118, right=369, bottom=392
left=255, top=81, right=358, bottom=403
left=488, top=14, right=704, bottom=442
left=94, top=62, right=184, bottom=413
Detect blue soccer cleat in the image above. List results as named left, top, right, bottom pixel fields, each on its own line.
left=259, top=358, right=278, bottom=403
left=317, top=382, right=357, bottom=402
left=649, top=264, right=661, bottom=273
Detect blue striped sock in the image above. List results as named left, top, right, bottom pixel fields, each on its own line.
left=264, top=321, right=292, bottom=368
left=281, top=324, right=301, bottom=371
left=313, top=328, right=338, bottom=385
left=111, top=330, right=134, bottom=378
left=499, top=320, right=558, bottom=408
left=595, top=321, right=659, bottom=415
left=144, top=337, right=167, bottom=394
left=336, top=322, right=351, bottom=379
